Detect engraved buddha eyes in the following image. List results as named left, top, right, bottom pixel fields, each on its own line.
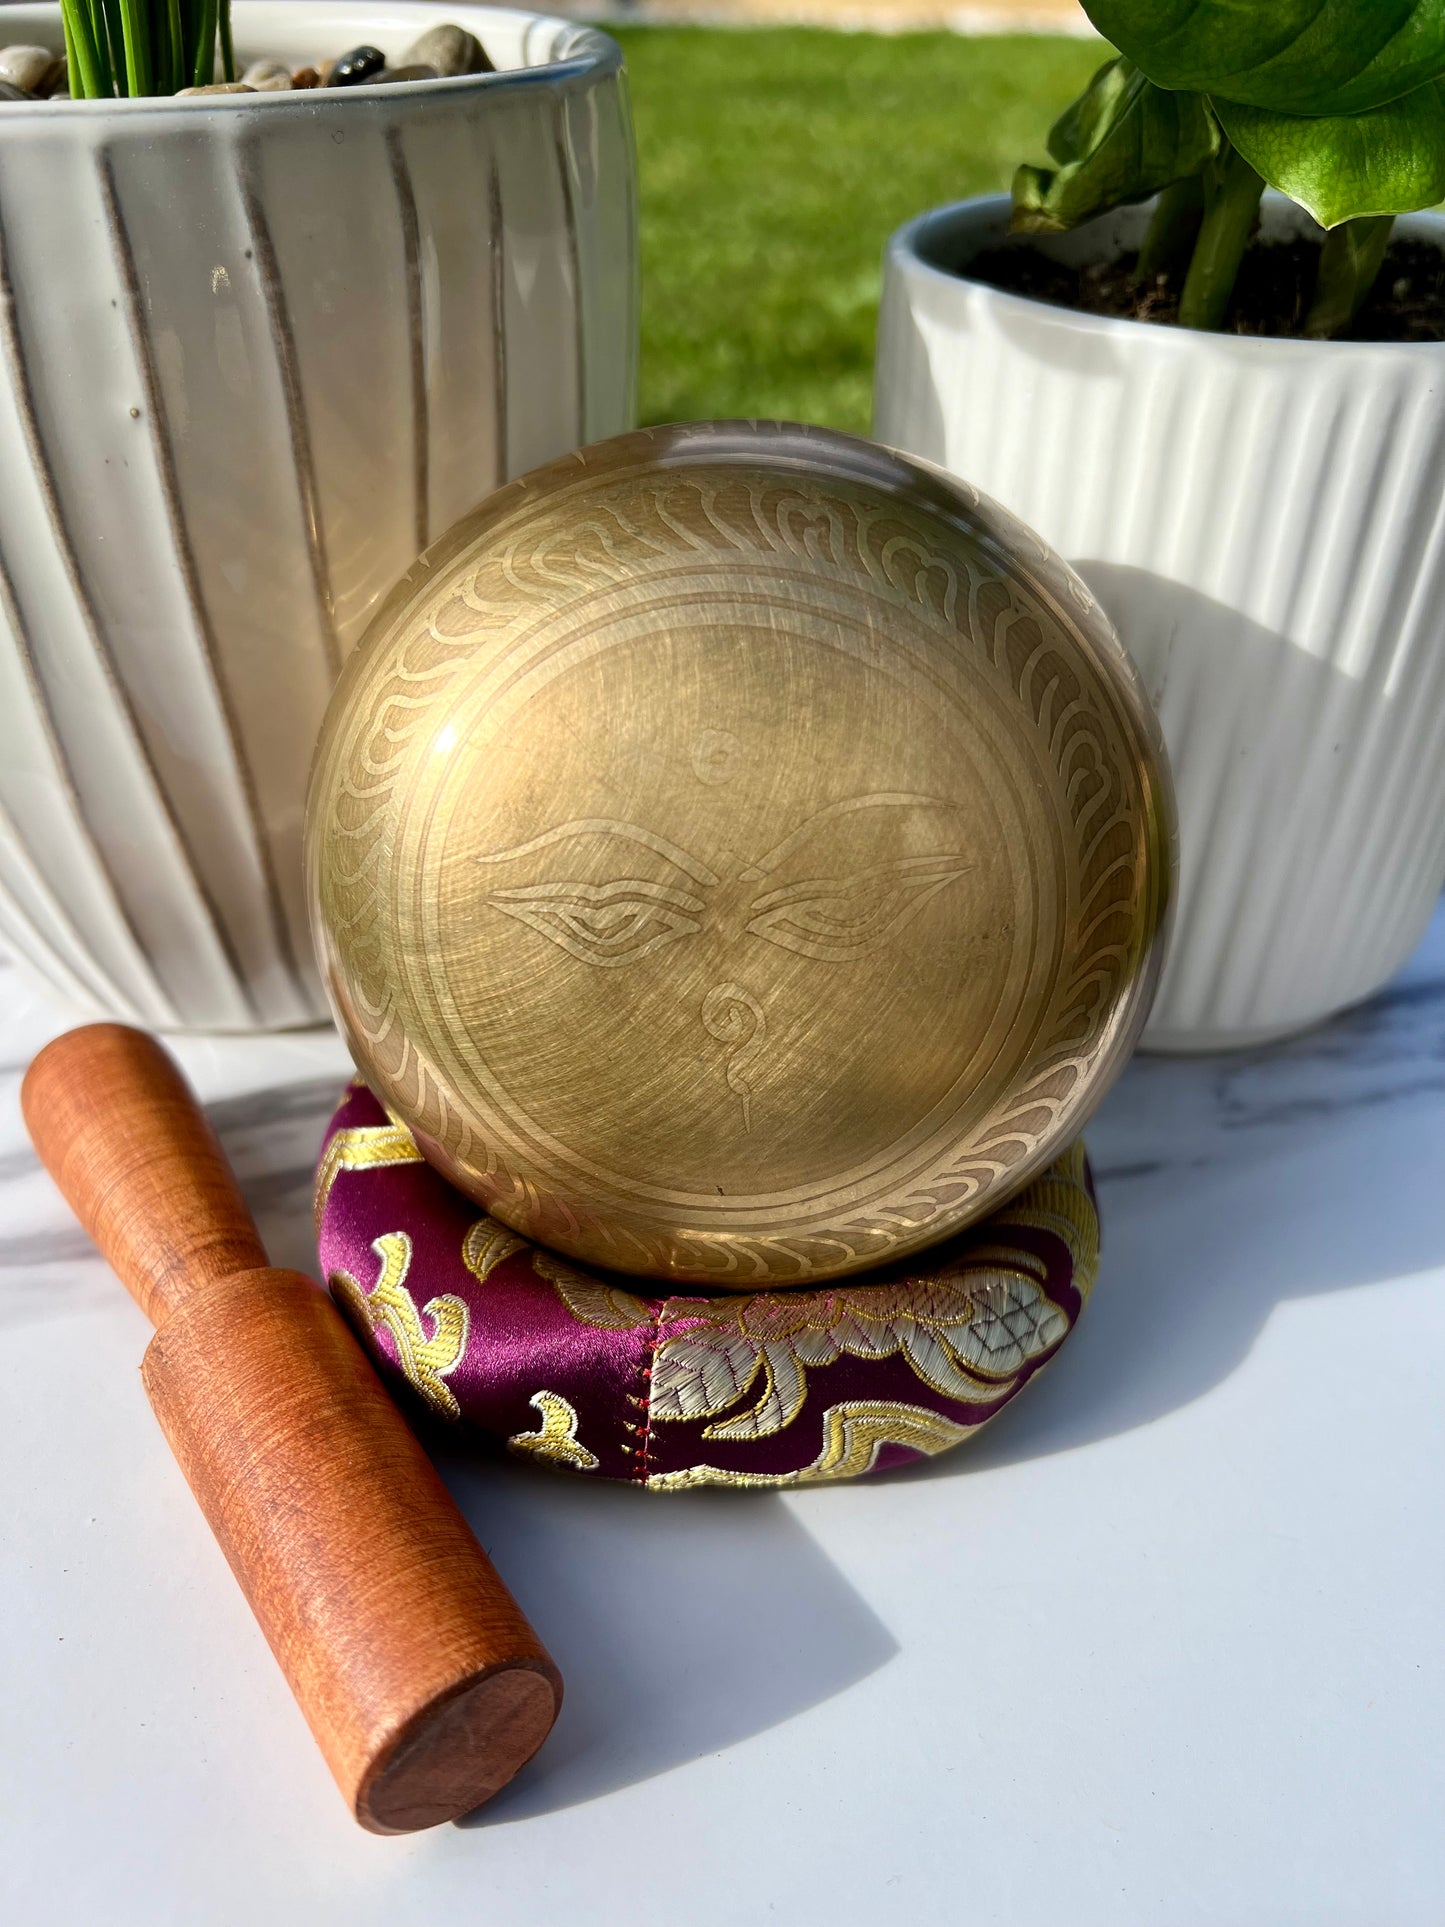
left=476, top=799, right=971, bottom=970
left=744, top=855, right=974, bottom=963
left=481, top=879, right=705, bottom=969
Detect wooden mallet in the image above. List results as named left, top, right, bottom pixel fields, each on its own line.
left=22, top=1023, right=561, bottom=1833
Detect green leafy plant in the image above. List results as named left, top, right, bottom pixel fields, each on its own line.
left=60, top=0, right=235, bottom=98
left=1013, top=1, right=1445, bottom=334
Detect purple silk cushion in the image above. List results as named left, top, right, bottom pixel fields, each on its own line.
left=316, top=1081, right=1101, bottom=1490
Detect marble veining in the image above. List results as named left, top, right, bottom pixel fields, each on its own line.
left=1090, top=914, right=1445, bottom=1183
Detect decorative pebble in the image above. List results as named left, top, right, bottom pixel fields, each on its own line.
left=372, top=64, right=439, bottom=85
left=327, top=44, right=385, bottom=86
left=0, top=45, right=62, bottom=94
left=242, top=59, right=292, bottom=91
left=0, top=29, right=484, bottom=103
left=399, top=24, right=493, bottom=76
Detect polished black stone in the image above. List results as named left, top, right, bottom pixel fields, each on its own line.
left=328, top=44, right=386, bottom=86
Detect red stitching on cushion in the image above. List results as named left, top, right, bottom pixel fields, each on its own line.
left=635, top=1300, right=665, bottom=1484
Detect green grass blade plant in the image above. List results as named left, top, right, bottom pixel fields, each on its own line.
left=218, top=0, right=235, bottom=82
left=97, top=0, right=127, bottom=95
left=63, top=0, right=107, bottom=97
left=120, top=0, right=151, bottom=95
left=190, top=0, right=218, bottom=87
left=83, top=0, right=116, bottom=96
left=167, top=0, right=187, bottom=94
left=60, top=0, right=231, bottom=96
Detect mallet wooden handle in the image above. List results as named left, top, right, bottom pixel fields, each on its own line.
left=23, top=1024, right=561, bottom=1833
left=23, top=1020, right=268, bottom=1326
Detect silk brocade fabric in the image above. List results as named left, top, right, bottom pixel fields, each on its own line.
left=315, top=1081, right=1100, bottom=1490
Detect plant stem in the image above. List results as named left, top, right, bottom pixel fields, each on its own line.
left=118, top=0, right=149, bottom=95
left=166, top=0, right=185, bottom=93
left=97, top=0, right=118, bottom=94
left=1305, top=215, right=1395, bottom=339
left=143, top=0, right=164, bottom=92
left=60, top=8, right=80, bottom=95
left=1178, top=144, right=1264, bottom=332
left=157, top=0, right=181, bottom=94
left=1137, top=177, right=1205, bottom=283
left=97, top=0, right=128, bottom=96
left=82, top=0, right=116, bottom=95
left=179, top=0, right=197, bottom=81
left=191, top=0, right=218, bottom=86
left=62, top=0, right=231, bottom=94
left=61, top=2, right=100, bottom=96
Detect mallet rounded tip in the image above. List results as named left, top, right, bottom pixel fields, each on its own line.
left=357, top=1660, right=560, bottom=1833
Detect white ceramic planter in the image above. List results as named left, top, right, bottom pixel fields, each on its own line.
left=0, top=2, right=637, bottom=1029
left=876, top=195, right=1445, bottom=1048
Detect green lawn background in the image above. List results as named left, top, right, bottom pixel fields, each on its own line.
left=616, top=28, right=1104, bottom=434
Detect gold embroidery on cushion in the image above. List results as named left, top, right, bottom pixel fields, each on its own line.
left=648, top=1265, right=1069, bottom=1442
left=330, top=1231, right=469, bottom=1420
left=314, top=1122, right=424, bottom=1233
left=525, top=1144, right=1092, bottom=1459
left=987, top=1140, right=1099, bottom=1299
left=462, top=1219, right=528, bottom=1284
left=508, top=1391, right=600, bottom=1472
left=647, top=1400, right=976, bottom=1490
left=536, top=1251, right=653, bottom=1330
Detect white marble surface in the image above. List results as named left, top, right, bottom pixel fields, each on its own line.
left=3, top=908, right=1443, bottom=1926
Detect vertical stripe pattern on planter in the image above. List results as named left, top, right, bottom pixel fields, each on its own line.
left=875, top=196, right=1445, bottom=1046
left=0, top=14, right=637, bottom=1030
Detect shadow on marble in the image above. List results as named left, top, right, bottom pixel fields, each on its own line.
left=434, top=1451, right=898, bottom=1823
left=900, top=951, right=1445, bottom=1479
left=207, top=1077, right=348, bottom=1277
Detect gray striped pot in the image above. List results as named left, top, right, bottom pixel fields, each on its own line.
left=0, top=3, right=637, bottom=1030
left=876, top=194, right=1445, bottom=1050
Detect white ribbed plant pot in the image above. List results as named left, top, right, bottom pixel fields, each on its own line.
left=875, top=194, right=1445, bottom=1049
left=0, top=2, right=637, bottom=1030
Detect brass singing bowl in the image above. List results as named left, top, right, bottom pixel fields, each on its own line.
left=307, top=423, right=1174, bottom=1286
